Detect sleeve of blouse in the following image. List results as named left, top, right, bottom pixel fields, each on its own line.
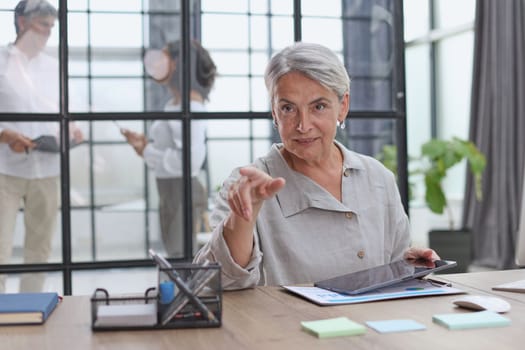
left=193, top=168, right=263, bottom=290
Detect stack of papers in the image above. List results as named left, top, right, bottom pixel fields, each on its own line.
left=301, top=317, right=366, bottom=338
left=94, top=303, right=157, bottom=327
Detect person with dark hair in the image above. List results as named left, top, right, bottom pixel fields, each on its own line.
left=0, top=0, right=83, bottom=292
left=194, top=42, right=438, bottom=290
left=122, top=40, right=217, bottom=258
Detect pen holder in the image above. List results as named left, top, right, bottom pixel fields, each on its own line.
left=90, top=262, right=222, bottom=331
left=157, top=262, right=222, bottom=328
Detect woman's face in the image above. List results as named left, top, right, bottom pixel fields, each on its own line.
left=272, top=71, right=349, bottom=164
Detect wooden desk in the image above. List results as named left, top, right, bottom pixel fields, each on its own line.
left=435, top=268, right=525, bottom=303
left=1, top=270, right=525, bottom=350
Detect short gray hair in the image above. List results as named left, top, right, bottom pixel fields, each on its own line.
left=264, top=42, right=351, bottom=104
left=14, top=0, right=58, bottom=34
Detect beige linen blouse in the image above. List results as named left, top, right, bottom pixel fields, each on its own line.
left=194, top=141, right=410, bottom=290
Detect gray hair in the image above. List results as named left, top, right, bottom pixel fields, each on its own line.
left=14, top=0, right=58, bottom=34
left=264, top=42, right=351, bottom=104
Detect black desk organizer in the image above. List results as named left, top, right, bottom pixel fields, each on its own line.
left=90, top=262, right=222, bottom=331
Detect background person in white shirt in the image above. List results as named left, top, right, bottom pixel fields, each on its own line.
left=0, top=0, right=82, bottom=292
left=122, top=40, right=217, bottom=258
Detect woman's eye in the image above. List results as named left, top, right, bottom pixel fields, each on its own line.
left=281, top=105, right=294, bottom=113
left=315, top=103, right=326, bottom=111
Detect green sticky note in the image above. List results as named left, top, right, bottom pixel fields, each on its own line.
left=301, top=317, right=366, bottom=338
left=432, top=310, right=511, bottom=330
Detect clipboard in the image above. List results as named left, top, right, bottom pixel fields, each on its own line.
left=284, top=278, right=464, bottom=306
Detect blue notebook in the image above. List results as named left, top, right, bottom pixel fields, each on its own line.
left=0, top=292, right=60, bottom=325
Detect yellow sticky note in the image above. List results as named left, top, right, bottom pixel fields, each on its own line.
left=301, top=317, right=366, bottom=338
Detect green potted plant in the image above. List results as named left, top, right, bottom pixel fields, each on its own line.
left=415, top=137, right=486, bottom=273
left=377, top=137, right=486, bottom=272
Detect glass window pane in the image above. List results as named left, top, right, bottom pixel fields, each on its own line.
left=212, top=51, right=249, bottom=76
left=403, top=0, right=430, bottom=41
left=91, top=79, right=144, bottom=112
left=207, top=139, right=251, bottom=198
left=271, top=16, right=294, bottom=50
left=68, top=0, right=88, bottom=11
left=91, top=54, right=143, bottom=76
left=0, top=1, right=20, bottom=10
left=302, top=18, right=343, bottom=50
left=250, top=15, right=270, bottom=50
left=90, top=14, right=143, bottom=48
left=436, top=32, right=474, bottom=200
left=95, top=210, right=147, bottom=260
left=435, top=0, right=476, bottom=30
left=0, top=12, right=16, bottom=44
left=202, top=14, right=248, bottom=49
left=270, top=0, right=293, bottom=15
left=250, top=52, right=270, bottom=76
left=252, top=119, right=272, bottom=138
left=68, top=13, right=88, bottom=47
left=206, top=120, right=251, bottom=138
left=2, top=272, right=63, bottom=294
left=250, top=1, right=268, bottom=14
left=342, top=0, right=396, bottom=111
left=89, top=0, right=142, bottom=12
left=405, top=45, right=431, bottom=159
left=250, top=77, right=269, bottom=112
left=206, top=77, right=250, bottom=112
left=343, top=118, right=396, bottom=158
left=201, top=0, right=248, bottom=13
left=436, top=33, right=474, bottom=141
left=0, top=4, right=60, bottom=114
left=0, top=121, right=64, bottom=291
left=302, top=0, right=342, bottom=17
left=72, top=268, right=157, bottom=295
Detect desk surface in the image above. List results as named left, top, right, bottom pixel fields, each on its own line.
left=1, top=269, right=525, bottom=350
left=435, top=268, right=525, bottom=303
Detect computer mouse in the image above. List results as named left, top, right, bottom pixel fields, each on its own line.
left=452, top=295, right=511, bottom=313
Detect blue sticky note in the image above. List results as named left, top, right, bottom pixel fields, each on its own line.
left=366, top=319, right=427, bottom=333
left=432, top=310, right=511, bottom=330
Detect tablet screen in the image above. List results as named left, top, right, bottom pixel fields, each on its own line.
left=314, top=259, right=457, bottom=295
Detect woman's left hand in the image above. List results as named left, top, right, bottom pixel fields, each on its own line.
left=403, top=247, right=441, bottom=267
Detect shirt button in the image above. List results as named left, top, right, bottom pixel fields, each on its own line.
left=357, top=250, right=365, bottom=259
left=345, top=212, right=353, bottom=219
left=343, top=168, right=351, bottom=177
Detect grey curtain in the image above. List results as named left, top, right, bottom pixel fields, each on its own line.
left=463, top=0, right=525, bottom=269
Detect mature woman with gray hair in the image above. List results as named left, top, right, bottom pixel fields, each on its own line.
left=194, top=42, right=438, bottom=289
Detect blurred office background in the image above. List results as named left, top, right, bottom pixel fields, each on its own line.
left=0, top=0, right=522, bottom=295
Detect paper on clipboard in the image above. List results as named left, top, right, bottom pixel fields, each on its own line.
left=283, top=278, right=464, bottom=306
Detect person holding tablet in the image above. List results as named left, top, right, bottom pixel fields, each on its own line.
left=194, top=42, right=438, bottom=290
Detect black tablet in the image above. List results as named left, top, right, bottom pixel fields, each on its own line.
left=32, top=135, right=60, bottom=153
left=314, top=259, right=457, bottom=295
